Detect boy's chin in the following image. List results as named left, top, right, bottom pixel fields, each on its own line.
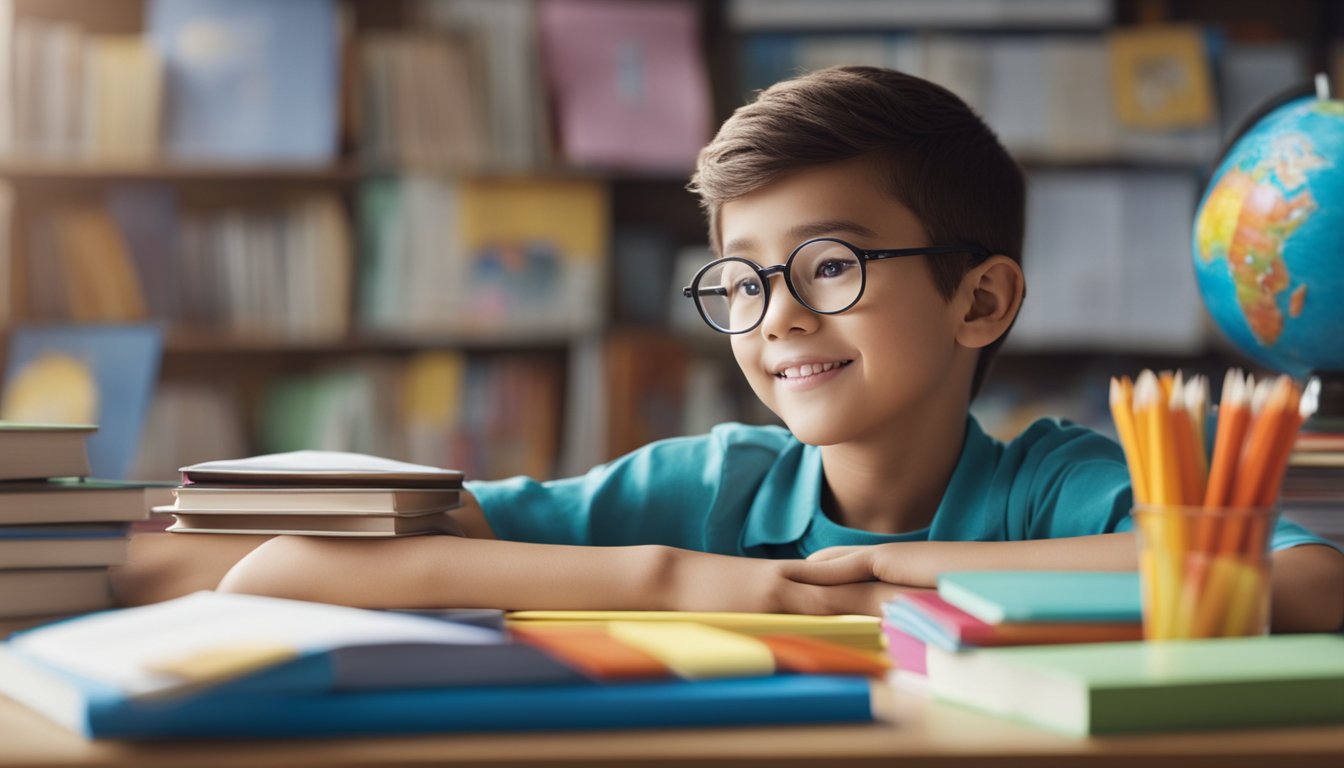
left=780, top=416, right=851, bottom=447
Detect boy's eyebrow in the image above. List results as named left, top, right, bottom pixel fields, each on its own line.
left=722, top=219, right=880, bottom=255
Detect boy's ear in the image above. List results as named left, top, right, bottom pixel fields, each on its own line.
left=955, top=255, right=1024, bottom=350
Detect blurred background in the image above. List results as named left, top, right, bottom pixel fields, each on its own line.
left=0, top=0, right=1332, bottom=482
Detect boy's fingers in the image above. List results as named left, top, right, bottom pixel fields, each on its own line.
left=778, top=552, right=875, bottom=586
left=806, top=546, right=863, bottom=561
left=786, top=582, right=902, bottom=617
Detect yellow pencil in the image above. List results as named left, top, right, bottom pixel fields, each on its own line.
left=1109, top=376, right=1149, bottom=505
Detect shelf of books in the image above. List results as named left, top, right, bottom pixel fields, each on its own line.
left=0, top=0, right=719, bottom=484
left=0, top=0, right=1338, bottom=489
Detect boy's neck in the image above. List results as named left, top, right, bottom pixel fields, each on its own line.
left=818, top=406, right=969, bottom=535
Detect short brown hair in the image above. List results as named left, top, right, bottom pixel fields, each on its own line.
left=689, top=66, right=1025, bottom=399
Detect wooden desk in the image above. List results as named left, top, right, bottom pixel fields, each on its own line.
left=4, top=682, right=1343, bottom=768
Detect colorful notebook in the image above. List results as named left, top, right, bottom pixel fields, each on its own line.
left=937, top=571, right=1142, bottom=624
left=927, top=634, right=1344, bottom=735
left=885, top=592, right=1142, bottom=651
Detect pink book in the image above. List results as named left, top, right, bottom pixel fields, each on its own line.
left=539, top=0, right=711, bottom=171
left=900, top=592, right=1141, bottom=647
left=882, top=624, right=927, bottom=676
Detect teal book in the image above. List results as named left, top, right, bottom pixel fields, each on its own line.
left=927, top=634, right=1344, bottom=735
left=937, top=571, right=1142, bottom=624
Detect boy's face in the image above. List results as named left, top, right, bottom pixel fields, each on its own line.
left=718, top=158, right=971, bottom=446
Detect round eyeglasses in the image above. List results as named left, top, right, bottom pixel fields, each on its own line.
left=681, top=237, right=991, bottom=334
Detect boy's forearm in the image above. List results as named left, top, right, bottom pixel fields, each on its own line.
left=217, top=536, right=843, bottom=613
left=217, top=535, right=906, bottom=615
left=890, top=533, right=1139, bottom=588
left=1269, top=544, right=1344, bottom=632
left=218, top=535, right=687, bottom=611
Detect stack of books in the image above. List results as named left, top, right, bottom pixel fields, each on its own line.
left=0, top=423, right=149, bottom=621
left=0, top=592, right=882, bottom=739
left=1282, top=428, right=1344, bottom=550
left=153, top=451, right=464, bottom=536
left=886, top=570, right=1344, bottom=735
left=881, top=571, right=1143, bottom=680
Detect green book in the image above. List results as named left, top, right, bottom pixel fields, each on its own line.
left=937, top=571, right=1142, bottom=624
left=927, top=635, right=1344, bottom=735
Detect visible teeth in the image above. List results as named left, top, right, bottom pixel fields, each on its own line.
left=780, top=362, right=842, bottom=378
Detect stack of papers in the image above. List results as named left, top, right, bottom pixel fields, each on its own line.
left=154, top=451, right=464, bottom=536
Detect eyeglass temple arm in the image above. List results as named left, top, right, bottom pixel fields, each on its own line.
left=682, top=286, right=729, bottom=298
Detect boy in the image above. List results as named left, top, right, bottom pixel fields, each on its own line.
left=211, top=67, right=1342, bottom=630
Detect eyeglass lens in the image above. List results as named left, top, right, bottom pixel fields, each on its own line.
left=694, top=240, right=863, bottom=332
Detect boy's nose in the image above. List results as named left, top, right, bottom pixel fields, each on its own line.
left=758, top=277, right=818, bottom=339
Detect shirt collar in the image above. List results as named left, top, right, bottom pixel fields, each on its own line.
left=740, top=437, right=818, bottom=551
left=739, top=416, right=997, bottom=552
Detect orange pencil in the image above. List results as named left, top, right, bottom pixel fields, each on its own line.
left=1230, top=376, right=1292, bottom=509
left=1169, top=372, right=1203, bottom=506
left=1185, top=374, right=1210, bottom=491
left=1204, top=370, right=1250, bottom=508
left=1242, top=380, right=1307, bottom=558
left=1256, top=380, right=1304, bottom=507
left=1222, top=377, right=1290, bottom=555
left=1201, top=370, right=1250, bottom=555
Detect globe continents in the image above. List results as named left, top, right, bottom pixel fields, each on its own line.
left=1193, top=95, right=1344, bottom=379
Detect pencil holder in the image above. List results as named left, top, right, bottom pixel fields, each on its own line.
left=1132, top=504, right=1277, bottom=641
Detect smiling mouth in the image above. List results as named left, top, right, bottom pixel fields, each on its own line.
left=774, top=360, right=853, bottom=379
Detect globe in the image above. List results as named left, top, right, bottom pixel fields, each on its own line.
left=1193, top=94, right=1344, bottom=383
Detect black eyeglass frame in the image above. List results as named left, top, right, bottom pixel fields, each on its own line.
left=681, top=237, right=992, bottom=334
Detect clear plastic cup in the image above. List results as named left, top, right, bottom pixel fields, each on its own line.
left=1132, top=504, right=1277, bottom=640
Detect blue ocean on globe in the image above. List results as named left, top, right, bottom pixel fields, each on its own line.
left=1193, top=95, right=1344, bottom=378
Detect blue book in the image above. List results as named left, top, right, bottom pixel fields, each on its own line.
left=0, top=647, right=872, bottom=739
left=937, top=571, right=1143, bottom=624
left=3, top=326, right=162, bottom=479
left=0, top=523, right=128, bottom=540
left=147, top=0, right=339, bottom=162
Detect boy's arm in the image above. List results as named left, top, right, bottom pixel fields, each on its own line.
left=780, top=534, right=1344, bottom=632
left=447, top=493, right=496, bottom=539
left=216, top=534, right=903, bottom=615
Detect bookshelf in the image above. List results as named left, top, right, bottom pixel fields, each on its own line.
left=1, top=0, right=1339, bottom=484
left=0, top=0, right=716, bottom=483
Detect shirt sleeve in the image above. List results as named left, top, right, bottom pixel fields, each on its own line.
left=464, top=432, right=731, bottom=548
left=1020, top=421, right=1135, bottom=539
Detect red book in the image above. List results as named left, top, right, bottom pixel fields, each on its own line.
left=900, top=593, right=1142, bottom=647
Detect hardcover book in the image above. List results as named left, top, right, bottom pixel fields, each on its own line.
left=927, top=635, right=1344, bottom=735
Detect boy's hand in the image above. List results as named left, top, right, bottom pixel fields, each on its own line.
left=777, top=544, right=919, bottom=588
left=657, top=546, right=902, bottom=616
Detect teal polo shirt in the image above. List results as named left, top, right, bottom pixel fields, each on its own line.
left=466, top=417, right=1330, bottom=557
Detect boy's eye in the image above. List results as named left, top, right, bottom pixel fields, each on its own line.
left=814, top=259, right=856, bottom=279
left=734, top=278, right=763, bottom=297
